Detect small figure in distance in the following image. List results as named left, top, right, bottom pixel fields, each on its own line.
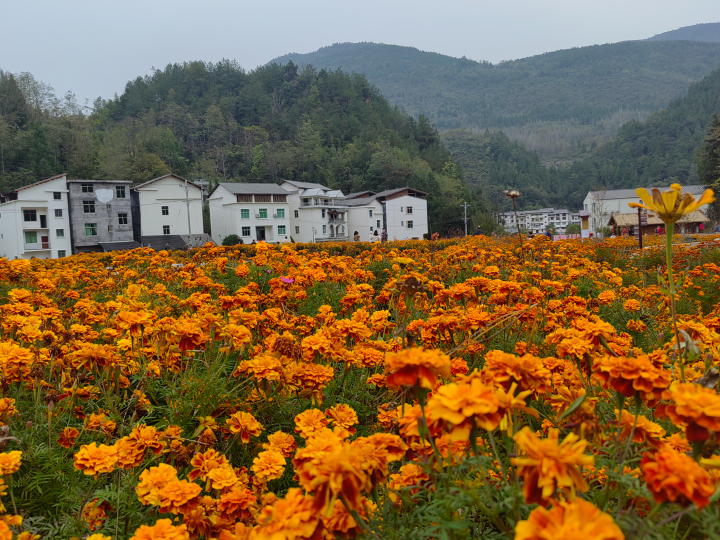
left=381, top=229, right=388, bottom=242
left=238, top=238, right=244, bottom=245
left=714, top=222, right=720, bottom=233
left=353, top=231, right=360, bottom=242
left=370, top=230, right=380, bottom=242
left=473, top=225, right=485, bottom=236
left=545, top=228, right=553, bottom=239
left=251, top=239, right=256, bottom=245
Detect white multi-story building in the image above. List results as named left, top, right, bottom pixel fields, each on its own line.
left=131, top=174, right=204, bottom=239
left=282, top=181, right=350, bottom=243
left=345, top=187, right=428, bottom=241
left=583, top=185, right=710, bottom=236
left=0, top=174, right=73, bottom=259
left=208, top=183, right=291, bottom=244
left=496, top=207, right=580, bottom=235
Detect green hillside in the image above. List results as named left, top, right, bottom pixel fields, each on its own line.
left=647, top=23, right=720, bottom=43
left=270, top=41, right=720, bottom=158
left=0, top=62, right=484, bottom=235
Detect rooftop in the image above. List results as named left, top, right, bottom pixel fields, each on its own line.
left=281, top=180, right=330, bottom=190
left=586, top=185, right=706, bottom=200
left=216, top=183, right=290, bottom=196
left=67, top=179, right=133, bottom=184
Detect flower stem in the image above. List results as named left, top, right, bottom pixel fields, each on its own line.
left=665, top=224, right=685, bottom=383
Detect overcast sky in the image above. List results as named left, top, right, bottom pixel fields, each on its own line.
left=2, top=0, right=719, bottom=106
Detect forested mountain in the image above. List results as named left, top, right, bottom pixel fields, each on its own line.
left=269, top=41, right=720, bottom=158
left=647, top=23, right=720, bottom=43
left=0, top=62, right=482, bottom=235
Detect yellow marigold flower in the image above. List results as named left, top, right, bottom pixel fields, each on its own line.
left=73, top=444, right=116, bottom=476
left=294, top=409, right=329, bottom=439
left=664, top=382, right=720, bottom=441
left=515, top=498, right=624, bottom=540
left=116, top=310, right=155, bottom=338
left=0, top=451, right=21, bottom=476
left=172, top=318, right=208, bottom=352
left=225, top=411, right=263, bottom=444
left=188, top=448, right=229, bottom=482
left=253, top=488, right=321, bottom=540
left=207, top=465, right=240, bottom=491
left=616, top=409, right=665, bottom=447
left=325, top=403, right=358, bottom=434
left=263, top=431, right=297, bottom=458
left=0, top=398, right=18, bottom=418
left=129, top=518, right=190, bottom=540
left=592, top=355, right=671, bottom=404
left=137, top=463, right=179, bottom=506
left=87, top=535, right=113, bottom=540
left=597, top=290, right=616, bottom=305
left=57, top=427, right=80, bottom=449
left=623, top=299, right=641, bottom=312
left=384, top=347, right=451, bottom=389
left=641, top=447, right=714, bottom=509
left=512, top=427, right=594, bottom=504
left=629, top=184, right=714, bottom=224
left=481, top=350, right=552, bottom=394
left=388, top=463, right=430, bottom=502
left=158, top=479, right=202, bottom=514
left=252, top=450, right=286, bottom=482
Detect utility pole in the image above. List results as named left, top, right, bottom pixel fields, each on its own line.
left=181, top=178, right=192, bottom=235
left=461, top=202, right=470, bottom=236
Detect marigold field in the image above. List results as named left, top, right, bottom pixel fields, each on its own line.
left=2, top=234, right=720, bottom=540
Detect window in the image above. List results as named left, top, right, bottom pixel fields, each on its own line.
left=406, top=206, right=413, bottom=214
left=400, top=207, right=404, bottom=212
left=83, top=201, right=95, bottom=213
left=23, top=210, right=37, bottom=222
left=401, top=221, right=404, bottom=226
left=162, top=206, right=169, bottom=216
left=259, top=209, right=268, bottom=219
left=276, top=209, right=285, bottom=218
left=106, top=204, right=111, bottom=211
left=241, top=226, right=251, bottom=237
left=116, top=185, right=126, bottom=198
left=81, top=183, right=94, bottom=193
left=369, top=209, right=373, bottom=217
left=322, top=225, right=327, bottom=234
left=236, top=194, right=252, bottom=203
left=295, top=226, right=300, bottom=234
left=294, top=210, right=299, bottom=218
left=407, top=221, right=414, bottom=229
left=163, top=226, right=170, bottom=235
left=85, top=223, right=97, bottom=236
left=240, top=209, right=250, bottom=219
left=321, top=209, right=326, bottom=218
left=57, top=250, right=66, bottom=258
left=54, top=209, right=63, bottom=218
left=108, top=225, right=114, bottom=232
left=118, top=213, right=128, bottom=225
left=56, top=229, right=64, bottom=237
left=273, top=194, right=287, bottom=203
left=25, top=231, right=37, bottom=244
left=255, top=195, right=271, bottom=203
left=278, top=225, right=286, bottom=235
left=377, top=220, right=380, bottom=228
left=53, top=192, right=62, bottom=200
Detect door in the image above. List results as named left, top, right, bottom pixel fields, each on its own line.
left=40, top=215, right=47, bottom=228
left=256, top=226, right=266, bottom=241
left=41, top=236, right=49, bottom=249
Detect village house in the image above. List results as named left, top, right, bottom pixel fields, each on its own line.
left=0, top=174, right=73, bottom=260
left=208, top=183, right=291, bottom=244
left=495, top=208, right=580, bottom=235
left=345, top=187, right=428, bottom=241
left=281, top=180, right=350, bottom=243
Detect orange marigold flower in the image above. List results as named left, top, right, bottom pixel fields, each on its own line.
left=207, top=465, right=240, bottom=491
left=137, top=463, right=179, bottom=506
left=512, top=427, right=594, bottom=505
left=366, top=373, right=386, bottom=387
left=481, top=350, right=551, bottom=394
left=158, top=479, right=202, bottom=514
left=263, top=431, right=297, bottom=458
left=252, top=450, right=286, bottom=482
left=0, top=522, right=11, bottom=540
left=623, top=299, right=641, bottom=312
left=73, top=443, right=116, bottom=476
left=664, top=383, right=720, bottom=442
left=592, top=355, right=671, bottom=404
left=127, top=424, right=166, bottom=455
left=384, top=347, right=451, bottom=389
left=115, top=436, right=146, bottom=469
left=515, top=498, right=624, bottom=540
left=81, top=498, right=112, bottom=531
left=188, top=448, right=229, bottom=482
left=226, top=411, right=263, bottom=443
left=325, top=404, right=358, bottom=435
left=129, top=518, right=190, bottom=540
left=388, top=463, right=430, bottom=502
left=616, top=409, right=666, bottom=447
left=117, top=310, right=155, bottom=338
left=294, top=408, right=329, bottom=439
left=0, top=398, right=18, bottom=418
left=597, top=290, right=616, bottom=305
left=173, top=318, right=208, bottom=352
left=218, top=486, right=256, bottom=521
left=253, top=488, right=321, bottom=540
left=87, top=535, right=113, bottom=540
left=641, top=447, right=714, bottom=509
left=57, top=427, right=80, bottom=449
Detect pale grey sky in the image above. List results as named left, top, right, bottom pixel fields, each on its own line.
left=1, top=0, right=719, bottom=106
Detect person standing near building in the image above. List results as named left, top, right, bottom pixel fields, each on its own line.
left=370, top=230, right=380, bottom=242
left=381, top=229, right=388, bottom=242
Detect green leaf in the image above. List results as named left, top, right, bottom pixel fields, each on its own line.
left=558, top=394, right=587, bottom=423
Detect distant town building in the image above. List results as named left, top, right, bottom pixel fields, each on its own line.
left=583, top=185, right=710, bottom=236
left=66, top=179, right=137, bottom=253
left=495, top=208, right=580, bottom=235
left=345, top=187, right=428, bottom=241
left=0, top=174, right=73, bottom=259
left=281, top=181, right=349, bottom=243
left=208, top=183, right=291, bottom=244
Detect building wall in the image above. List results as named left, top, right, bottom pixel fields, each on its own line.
left=0, top=176, right=72, bottom=259
left=209, top=187, right=290, bottom=244
left=286, top=190, right=350, bottom=243
left=67, top=181, right=134, bottom=251
left=384, top=195, right=428, bottom=240
left=135, top=177, right=204, bottom=236
left=347, top=201, right=384, bottom=241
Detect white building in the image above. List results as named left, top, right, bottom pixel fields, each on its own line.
left=345, top=193, right=385, bottom=242
left=583, top=185, right=710, bottom=235
left=208, top=183, right=290, bottom=244
left=281, top=181, right=350, bottom=243
left=496, top=208, right=580, bottom=235
left=0, top=174, right=73, bottom=260
left=344, top=187, right=428, bottom=241
left=131, top=174, right=204, bottom=239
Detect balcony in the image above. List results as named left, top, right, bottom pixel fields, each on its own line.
left=24, top=243, right=51, bottom=251
left=327, top=217, right=346, bottom=224
left=316, top=235, right=350, bottom=243
left=300, top=199, right=347, bottom=207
